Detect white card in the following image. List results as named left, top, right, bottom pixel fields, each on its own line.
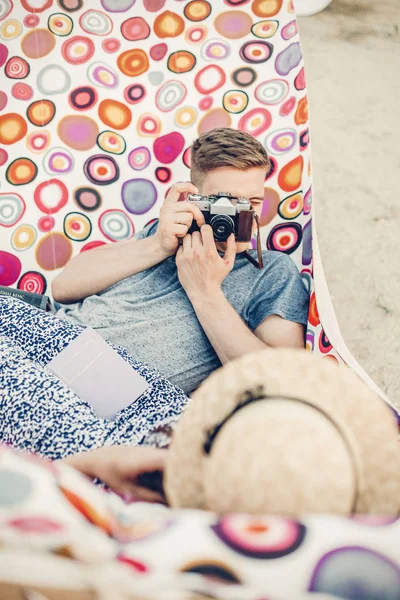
left=46, top=327, right=149, bottom=420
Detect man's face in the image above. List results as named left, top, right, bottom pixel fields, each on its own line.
left=198, top=166, right=266, bottom=251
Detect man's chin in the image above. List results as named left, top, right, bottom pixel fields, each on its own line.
left=236, top=241, right=251, bottom=253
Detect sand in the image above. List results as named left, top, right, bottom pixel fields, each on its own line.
left=298, top=0, right=400, bottom=403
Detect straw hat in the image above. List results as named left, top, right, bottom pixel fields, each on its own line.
left=165, top=349, right=400, bottom=516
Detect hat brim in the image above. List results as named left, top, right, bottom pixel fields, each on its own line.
left=165, top=349, right=400, bottom=514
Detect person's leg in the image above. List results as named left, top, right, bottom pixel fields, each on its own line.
left=0, top=335, right=114, bottom=460
left=0, top=295, right=84, bottom=365
left=104, top=343, right=189, bottom=447
left=0, top=296, right=190, bottom=453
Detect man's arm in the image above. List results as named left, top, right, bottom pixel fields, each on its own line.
left=52, top=235, right=169, bottom=304
left=190, top=289, right=304, bottom=364
left=59, top=445, right=167, bottom=503
left=52, top=182, right=204, bottom=304
left=176, top=226, right=305, bottom=365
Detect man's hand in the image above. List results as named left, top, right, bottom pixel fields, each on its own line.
left=154, top=182, right=206, bottom=257
left=61, top=446, right=167, bottom=504
left=176, top=225, right=236, bottom=300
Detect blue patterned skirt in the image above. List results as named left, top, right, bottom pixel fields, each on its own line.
left=0, top=296, right=189, bottom=459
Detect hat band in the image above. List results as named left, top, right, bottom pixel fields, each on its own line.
left=203, top=391, right=360, bottom=513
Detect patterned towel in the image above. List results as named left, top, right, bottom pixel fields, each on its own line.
left=0, top=295, right=188, bottom=459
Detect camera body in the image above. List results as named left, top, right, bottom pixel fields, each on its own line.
left=187, top=192, right=254, bottom=242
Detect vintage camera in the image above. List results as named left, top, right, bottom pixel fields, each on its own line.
left=187, top=192, right=255, bottom=242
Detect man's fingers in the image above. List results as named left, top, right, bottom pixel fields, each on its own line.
left=118, top=485, right=166, bottom=505
left=191, top=231, right=202, bottom=249
left=182, top=233, right=191, bottom=250
left=130, top=485, right=166, bottom=504
left=194, top=211, right=206, bottom=228
left=173, top=202, right=205, bottom=227
left=200, top=224, right=216, bottom=249
left=168, top=212, right=193, bottom=229
left=173, top=224, right=189, bottom=238
left=224, top=233, right=237, bottom=264
left=136, top=448, right=168, bottom=473
left=164, top=182, right=199, bottom=204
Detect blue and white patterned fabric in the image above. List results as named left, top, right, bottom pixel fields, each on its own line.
left=0, top=295, right=189, bottom=460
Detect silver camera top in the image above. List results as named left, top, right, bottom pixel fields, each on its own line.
left=187, top=192, right=251, bottom=216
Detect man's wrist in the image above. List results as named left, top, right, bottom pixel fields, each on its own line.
left=130, top=232, right=172, bottom=263
left=149, top=231, right=175, bottom=261
left=187, top=285, right=225, bottom=307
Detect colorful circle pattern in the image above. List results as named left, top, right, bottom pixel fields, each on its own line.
left=48, top=13, right=73, bottom=36
left=265, top=128, right=297, bottom=155
left=74, top=187, right=102, bottom=212
left=43, top=147, right=74, bottom=175
left=180, top=560, right=241, bottom=584
left=6, top=158, right=37, bottom=185
left=64, top=212, right=92, bottom=242
left=0, top=251, right=22, bottom=286
left=84, top=154, right=120, bottom=185
left=69, top=86, right=98, bottom=111
left=0, top=1, right=319, bottom=356
left=121, top=178, right=157, bottom=215
left=26, top=131, right=51, bottom=154
left=18, top=270, right=47, bottom=294
left=128, top=146, right=151, bottom=171
left=97, top=131, right=126, bottom=155
left=212, top=515, right=306, bottom=559
left=98, top=209, right=134, bottom=242
left=11, top=224, right=37, bottom=251
left=267, top=222, right=302, bottom=254
left=278, top=192, right=303, bottom=220
left=0, top=193, right=25, bottom=227
left=309, top=547, right=400, bottom=599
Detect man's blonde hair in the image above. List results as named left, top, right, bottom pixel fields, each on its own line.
left=190, top=127, right=271, bottom=187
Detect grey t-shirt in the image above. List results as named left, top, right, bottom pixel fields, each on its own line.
left=56, top=223, right=309, bottom=394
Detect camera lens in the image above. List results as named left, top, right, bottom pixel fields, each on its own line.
left=210, top=214, right=234, bottom=241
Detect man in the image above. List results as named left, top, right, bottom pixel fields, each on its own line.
left=53, top=128, right=309, bottom=395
